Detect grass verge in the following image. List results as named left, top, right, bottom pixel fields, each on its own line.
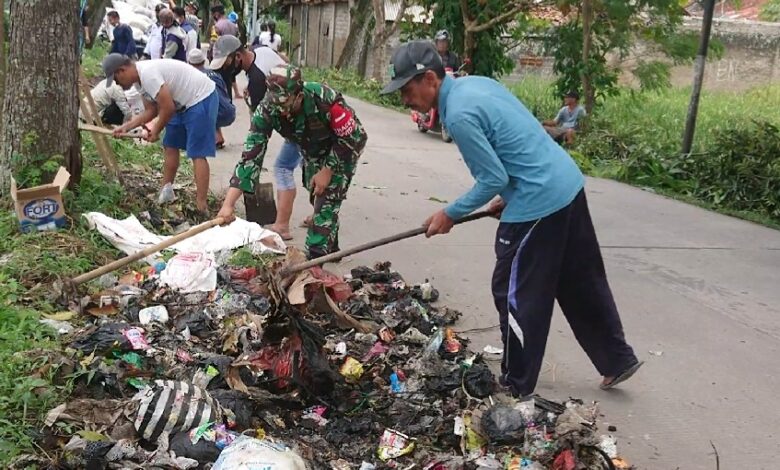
left=0, top=130, right=197, bottom=461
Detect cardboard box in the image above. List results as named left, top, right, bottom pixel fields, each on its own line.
left=10, top=167, right=70, bottom=232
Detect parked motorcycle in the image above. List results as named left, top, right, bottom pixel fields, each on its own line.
left=411, top=60, right=470, bottom=143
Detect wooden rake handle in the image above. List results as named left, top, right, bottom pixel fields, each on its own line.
left=78, top=123, right=141, bottom=139
left=70, top=217, right=226, bottom=286
left=281, top=210, right=495, bottom=276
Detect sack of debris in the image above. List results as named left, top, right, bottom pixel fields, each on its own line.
left=212, top=435, right=307, bottom=470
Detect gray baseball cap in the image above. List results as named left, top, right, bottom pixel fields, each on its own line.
left=102, top=53, right=132, bottom=86
left=208, top=35, right=241, bottom=70
left=381, top=40, right=443, bottom=95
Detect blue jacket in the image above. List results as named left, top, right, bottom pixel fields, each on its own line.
left=111, top=23, right=137, bottom=57
left=205, top=70, right=236, bottom=127
left=439, top=75, right=585, bottom=223
left=162, top=25, right=187, bottom=62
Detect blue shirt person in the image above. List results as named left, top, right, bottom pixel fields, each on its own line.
left=381, top=41, right=640, bottom=398
left=543, top=91, right=587, bottom=144
left=107, top=11, right=137, bottom=58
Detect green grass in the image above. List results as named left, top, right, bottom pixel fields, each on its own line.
left=82, top=39, right=110, bottom=79
left=510, top=76, right=780, bottom=155
left=511, top=77, right=780, bottom=226
left=0, top=297, right=67, bottom=458
left=303, top=67, right=405, bottom=112
left=0, top=130, right=181, bottom=462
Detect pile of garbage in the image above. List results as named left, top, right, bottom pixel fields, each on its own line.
left=16, top=248, right=632, bottom=469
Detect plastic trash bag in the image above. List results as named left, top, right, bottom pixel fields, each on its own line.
left=212, top=435, right=307, bottom=470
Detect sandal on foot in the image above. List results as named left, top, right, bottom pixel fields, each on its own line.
left=269, top=226, right=293, bottom=241
left=600, top=361, right=644, bottom=390
left=300, top=216, right=313, bottom=228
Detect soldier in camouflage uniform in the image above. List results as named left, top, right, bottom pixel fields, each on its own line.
left=217, top=65, right=368, bottom=259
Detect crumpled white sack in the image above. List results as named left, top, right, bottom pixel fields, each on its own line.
left=83, top=212, right=286, bottom=265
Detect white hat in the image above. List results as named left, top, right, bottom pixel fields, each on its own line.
left=208, top=35, right=241, bottom=70
left=187, top=48, right=206, bottom=66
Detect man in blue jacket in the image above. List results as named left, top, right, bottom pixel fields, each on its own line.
left=382, top=41, right=642, bottom=398
left=107, top=11, right=137, bottom=59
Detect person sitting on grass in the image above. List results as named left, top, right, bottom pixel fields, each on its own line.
left=543, top=91, right=586, bottom=145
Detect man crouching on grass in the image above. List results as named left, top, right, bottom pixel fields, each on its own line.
left=103, top=53, right=218, bottom=215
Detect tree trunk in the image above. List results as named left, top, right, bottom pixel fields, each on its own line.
left=464, top=31, right=476, bottom=62
left=370, top=0, right=387, bottom=81
left=0, top=0, right=82, bottom=196
left=581, top=0, right=595, bottom=113
left=86, top=0, right=111, bottom=48
left=336, top=0, right=373, bottom=71
left=0, top=3, right=5, bottom=105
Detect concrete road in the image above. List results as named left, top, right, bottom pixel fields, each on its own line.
left=210, top=88, right=780, bottom=469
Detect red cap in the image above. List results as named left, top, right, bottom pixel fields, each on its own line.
left=330, top=103, right=356, bottom=137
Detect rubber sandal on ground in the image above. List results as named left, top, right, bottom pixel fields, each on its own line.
left=600, top=360, right=644, bottom=390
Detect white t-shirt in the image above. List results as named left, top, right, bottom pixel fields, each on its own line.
left=136, top=59, right=215, bottom=110
left=184, top=28, right=199, bottom=55
left=253, top=46, right=285, bottom=76
left=257, top=31, right=282, bottom=51
left=144, top=24, right=163, bottom=59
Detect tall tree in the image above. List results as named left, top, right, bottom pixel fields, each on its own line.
left=0, top=0, right=81, bottom=196
left=86, top=0, right=111, bottom=48
left=580, top=0, right=594, bottom=112
left=550, top=0, right=700, bottom=108
left=370, top=0, right=409, bottom=80
left=403, top=0, right=524, bottom=78
left=458, top=0, right=527, bottom=62
left=336, top=0, right=373, bottom=76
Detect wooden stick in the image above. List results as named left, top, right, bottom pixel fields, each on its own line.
left=78, top=123, right=139, bottom=139
left=282, top=210, right=494, bottom=275
left=71, top=217, right=226, bottom=286
left=79, top=69, right=121, bottom=178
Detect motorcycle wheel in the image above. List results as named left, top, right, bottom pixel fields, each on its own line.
left=441, top=126, right=453, bottom=143
left=418, top=123, right=428, bottom=133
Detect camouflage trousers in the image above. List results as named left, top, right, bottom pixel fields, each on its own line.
left=304, top=159, right=358, bottom=259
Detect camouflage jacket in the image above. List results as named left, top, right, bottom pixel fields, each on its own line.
left=230, top=82, right=368, bottom=193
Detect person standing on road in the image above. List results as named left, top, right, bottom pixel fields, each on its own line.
left=209, top=5, right=241, bottom=98
left=209, top=5, right=238, bottom=54
left=159, top=8, right=187, bottom=62
left=143, top=4, right=168, bottom=60
left=188, top=49, right=236, bottom=147
left=102, top=53, right=218, bottom=215
left=184, top=2, right=201, bottom=39
left=208, top=35, right=302, bottom=240
left=382, top=41, right=642, bottom=398
left=254, top=20, right=282, bottom=51
left=173, top=6, right=199, bottom=55
left=217, top=65, right=367, bottom=259
left=107, top=11, right=137, bottom=59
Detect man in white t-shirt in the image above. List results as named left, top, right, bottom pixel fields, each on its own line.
left=102, top=53, right=218, bottom=214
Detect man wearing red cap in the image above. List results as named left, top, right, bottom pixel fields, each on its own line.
left=217, top=65, right=367, bottom=259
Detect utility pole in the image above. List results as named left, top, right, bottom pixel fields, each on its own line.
left=681, top=0, right=716, bottom=155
